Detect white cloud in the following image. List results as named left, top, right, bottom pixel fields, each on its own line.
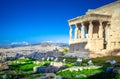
left=11, top=41, right=29, bottom=45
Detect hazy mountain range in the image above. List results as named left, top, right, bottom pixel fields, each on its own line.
left=0, top=41, right=69, bottom=48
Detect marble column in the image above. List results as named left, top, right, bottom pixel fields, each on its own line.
left=88, top=21, right=93, bottom=38
left=81, top=22, right=85, bottom=38
left=99, top=20, right=103, bottom=38
left=75, top=24, right=79, bottom=39
left=106, top=22, right=110, bottom=40
left=69, top=25, right=73, bottom=40
left=78, top=26, right=81, bottom=39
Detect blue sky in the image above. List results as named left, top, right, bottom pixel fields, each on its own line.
left=0, top=0, right=116, bottom=45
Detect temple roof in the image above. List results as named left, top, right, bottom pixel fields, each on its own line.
left=68, top=14, right=111, bottom=26
left=68, top=0, right=120, bottom=26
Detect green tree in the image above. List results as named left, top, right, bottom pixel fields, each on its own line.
left=61, top=48, right=69, bottom=55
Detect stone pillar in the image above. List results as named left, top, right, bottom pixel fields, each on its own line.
left=78, top=26, right=81, bottom=39
left=106, top=22, right=111, bottom=40
left=69, top=25, right=73, bottom=40
left=105, top=23, right=110, bottom=42
left=99, top=20, right=103, bottom=38
left=105, top=26, right=108, bottom=42
left=81, top=22, right=85, bottom=38
left=75, top=24, right=79, bottom=39
left=88, top=21, right=93, bottom=38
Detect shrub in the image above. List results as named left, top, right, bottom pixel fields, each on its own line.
left=58, top=57, right=77, bottom=63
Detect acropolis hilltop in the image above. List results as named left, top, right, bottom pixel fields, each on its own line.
left=68, top=0, right=120, bottom=58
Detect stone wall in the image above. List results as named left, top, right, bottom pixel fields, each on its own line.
left=68, top=42, right=89, bottom=57
left=88, top=38, right=104, bottom=50
left=86, top=0, right=120, bottom=15
left=107, top=5, right=120, bottom=50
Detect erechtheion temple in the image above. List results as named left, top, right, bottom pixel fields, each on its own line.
left=68, top=0, right=120, bottom=58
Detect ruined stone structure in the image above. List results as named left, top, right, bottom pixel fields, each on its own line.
left=68, top=0, right=120, bottom=58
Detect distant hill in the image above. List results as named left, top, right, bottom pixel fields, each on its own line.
left=0, top=42, right=69, bottom=49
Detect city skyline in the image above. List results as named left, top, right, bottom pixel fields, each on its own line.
left=0, top=0, right=116, bottom=46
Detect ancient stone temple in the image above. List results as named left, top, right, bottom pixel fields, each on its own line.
left=68, top=0, right=120, bottom=58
